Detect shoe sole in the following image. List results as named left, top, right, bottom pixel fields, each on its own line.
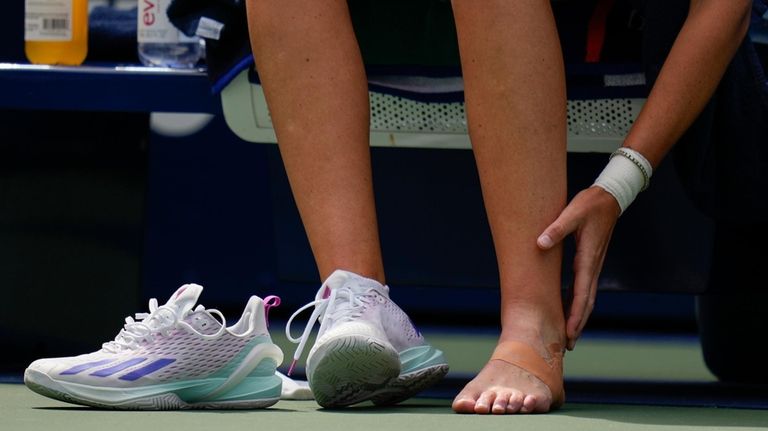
left=308, top=336, right=449, bottom=408
left=371, top=363, right=450, bottom=406
left=24, top=368, right=281, bottom=410
left=308, top=334, right=401, bottom=408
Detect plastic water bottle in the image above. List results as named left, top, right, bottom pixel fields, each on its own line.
left=137, top=0, right=201, bottom=68
left=25, top=0, right=89, bottom=65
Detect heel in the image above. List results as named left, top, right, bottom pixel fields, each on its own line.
left=190, top=342, right=283, bottom=409
left=196, top=372, right=282, bottom=408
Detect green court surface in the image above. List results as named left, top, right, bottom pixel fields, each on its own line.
left=6, top=330, right=767, bottom=430
left=5, top=384, right=768, bottom=431
left=270, top=328, right=717, bottom=382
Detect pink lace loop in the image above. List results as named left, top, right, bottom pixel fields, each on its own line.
left=263, top=295, right=281, bottom=328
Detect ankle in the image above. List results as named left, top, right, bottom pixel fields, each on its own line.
left=499, top=306, right=566, bottom=348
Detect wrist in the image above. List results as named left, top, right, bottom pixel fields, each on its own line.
left=593, top=148, right=653, bottom=215
left=588, top=185, right=622, bottom=217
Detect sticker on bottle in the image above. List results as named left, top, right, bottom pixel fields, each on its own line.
left=25, top=0, right=73, bottom=41
left=138, top=0, right=197, bottom=43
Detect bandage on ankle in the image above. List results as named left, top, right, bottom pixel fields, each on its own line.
left=593, top=147, right=653, bottom=214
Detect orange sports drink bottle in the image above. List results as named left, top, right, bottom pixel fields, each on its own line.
left=25, top=0, right=88, bottom=65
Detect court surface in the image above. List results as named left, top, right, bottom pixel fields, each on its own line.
left=5, top=329, right=767, bottom=430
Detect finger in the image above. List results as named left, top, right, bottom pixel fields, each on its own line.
left=568, top=242, right=609, bottom=349
left=575, top=250, right=608, bottom=339
left=538, top=206, right=581, bottom=250
left=567, top=254, right=595, bottom=350
left=573, top=277, right=598, bottom=347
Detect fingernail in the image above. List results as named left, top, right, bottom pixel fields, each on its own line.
left=538, top=234, right=553, bottom=248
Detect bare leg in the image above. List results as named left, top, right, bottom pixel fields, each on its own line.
left=451, top=0, right=568, bottom=414
left=246, top=0, right=384, bottom=283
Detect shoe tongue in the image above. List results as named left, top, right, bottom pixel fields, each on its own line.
left=164, top=284, right=204, bottom=317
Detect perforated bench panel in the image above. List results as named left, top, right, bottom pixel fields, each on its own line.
left=222, top=71, right=644, bottom=153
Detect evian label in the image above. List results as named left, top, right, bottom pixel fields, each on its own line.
left=25, top=0, right=73, bottom=41
left=138, top=0, right=196, bottom=43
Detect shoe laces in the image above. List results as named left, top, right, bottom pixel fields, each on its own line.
left=285, top=281, right=375, bottom=375
left=102, top=298, right=227, bottom=353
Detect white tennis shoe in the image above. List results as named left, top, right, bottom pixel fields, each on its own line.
left=24, top=284, right=284, bottom=409
left=287, top=269, right=449, bottom=408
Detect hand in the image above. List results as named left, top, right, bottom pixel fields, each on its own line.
left=537, top=186, right=621, bottom=350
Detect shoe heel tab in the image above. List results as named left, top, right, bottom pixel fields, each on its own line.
left=239, top=296, right=265, bottom=335
left=244, top=295, right=280, bottom=334
left=262, top=295, right=281, bottom=329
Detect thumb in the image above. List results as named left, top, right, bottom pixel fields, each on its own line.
left=537, top=206, right=580, bottom=250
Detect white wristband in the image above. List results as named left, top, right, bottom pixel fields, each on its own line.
left=593, top=148, right=653, bottom=214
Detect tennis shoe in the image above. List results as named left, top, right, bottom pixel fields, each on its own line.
left=24, top=284, right=284, bottom=410
left=287, top=270, right=448, bottom=408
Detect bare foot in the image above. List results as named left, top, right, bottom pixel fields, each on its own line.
left=452, top=317, right=565, bottom=414
left=452, top=360, right=551, bottom=414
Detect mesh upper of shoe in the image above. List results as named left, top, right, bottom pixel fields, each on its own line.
left=135, top=313, right=258, bottom=381
left=377, top=292, right=424, bottom=351
left=287, top=270, right=426, bottom=371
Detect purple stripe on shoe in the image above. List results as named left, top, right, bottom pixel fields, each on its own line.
left=59, top=359, right=116, bottom=376
left=119, top=358, right=176, bottom=381
left=89, top=358, right=147, bottom=377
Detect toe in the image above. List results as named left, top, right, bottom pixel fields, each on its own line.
left=491, top=392, right=511, bottom=415
left=533, top=392, right=553, bottom=413
left=452, top=389, right=480, bottom=414
left=520, top=394, right=537, bottom=414
left=474, top=391, right=497, bottom=414
left=452, top=397, right=477, bottom=414
left=506, top=390, right=524, bottom=414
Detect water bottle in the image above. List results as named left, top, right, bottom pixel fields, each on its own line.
left=137, top=0, right=201, bottom=68
left=25, top=0, right=89, bottom=65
